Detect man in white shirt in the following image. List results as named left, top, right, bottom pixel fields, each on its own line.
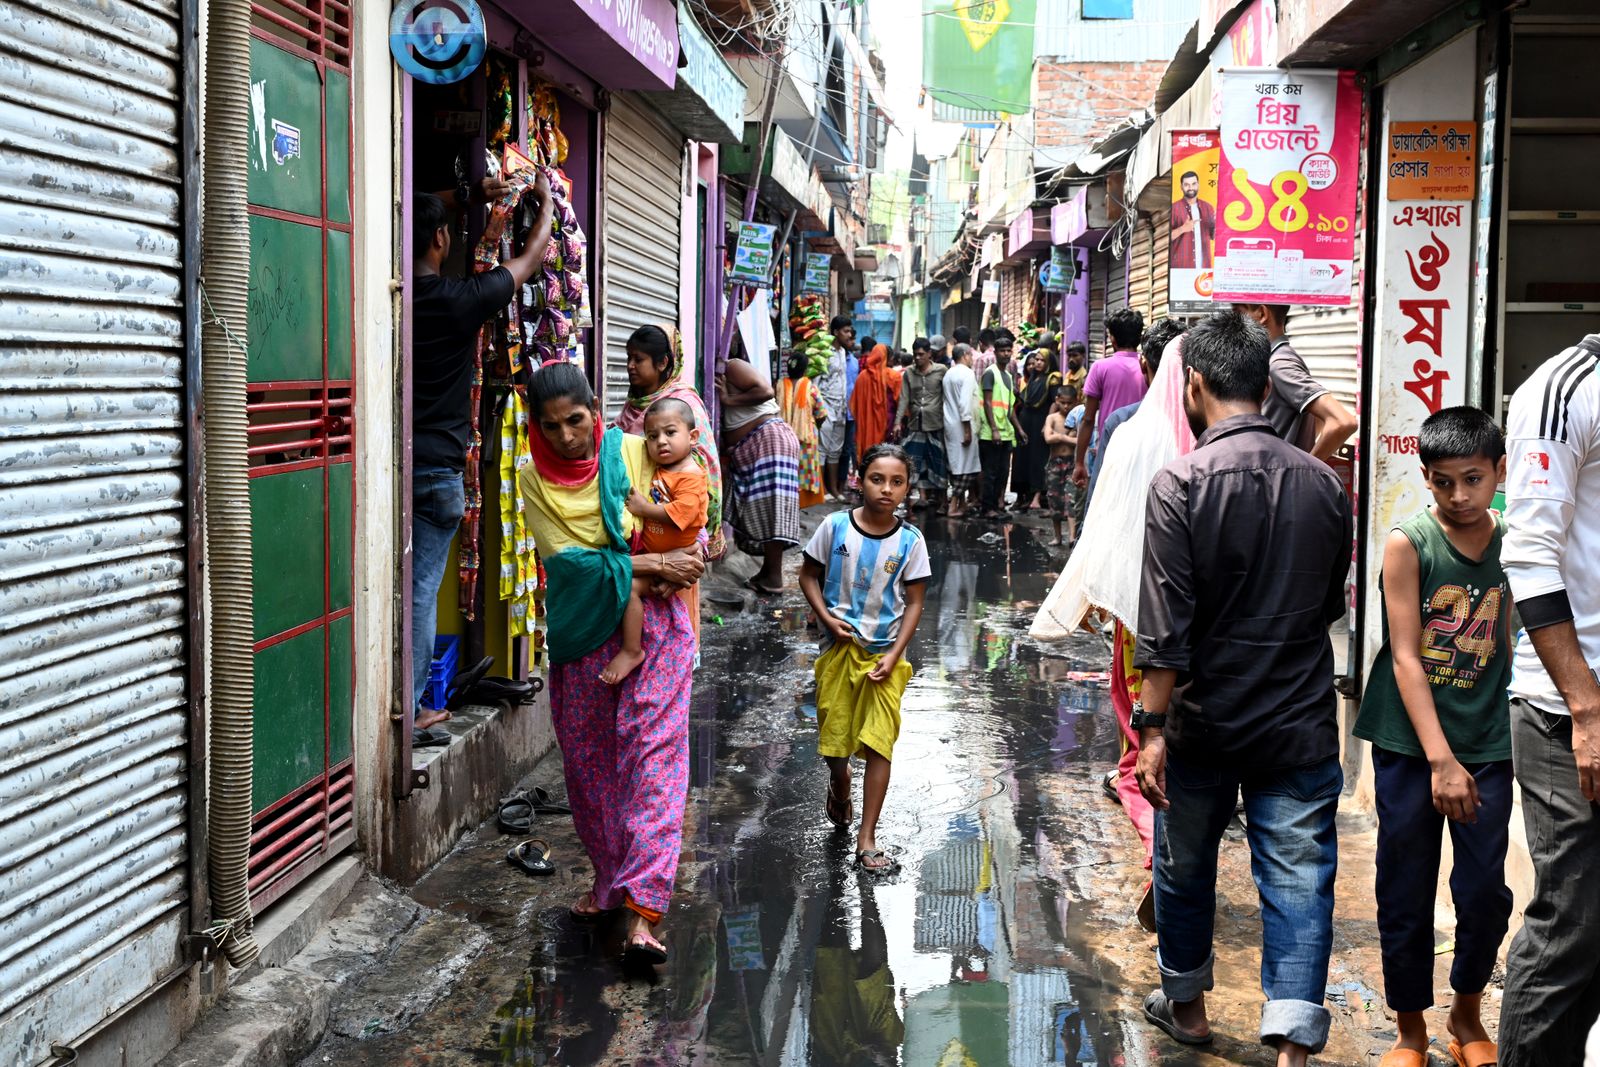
left=943, top=343, right=982, bottom=517
left=1499, top=334, right=1600, bottom=1067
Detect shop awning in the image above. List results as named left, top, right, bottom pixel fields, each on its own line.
left=1005, top=206, right=1050, bottom=260
left=1277, top=0, right=1464, bottom=68
left=504, top=0, right=679, bottom=90
left=649, top=9, right=743, bottom=143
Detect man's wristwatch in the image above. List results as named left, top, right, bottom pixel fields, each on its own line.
left=1129, top=701, right=1167, bottom=731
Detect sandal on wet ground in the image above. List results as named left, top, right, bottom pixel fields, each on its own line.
left=497, top=793, right=534, bottom=835
left=623, top=932, right=669, bottom=966
left=569, top=891, right=612, bottom=922
left=498, top=787, right=572, bottom=834
left=506, top=839, right=555, bottom=876
left=1101, top=769, right=1121, bottom=804
left=854, top=849, right=900, bottom=874
left=825, top=780, right=853, bottom=829
left=1378, top=1050, right=1430, bottom=1067
left=745, top=577, right=784, bottom=596
left=1448, top=1039, right=1497, bottom=1067
left=1141, top=990, right=1213, bottom=1046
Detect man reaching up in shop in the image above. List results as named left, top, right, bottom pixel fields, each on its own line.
left=408, top=175, right=552, bottom=740
left=1234, top=303, right=1358, bottom=463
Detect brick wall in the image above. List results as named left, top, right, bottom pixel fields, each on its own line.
left=1033, top=61, right=1169, bottom=154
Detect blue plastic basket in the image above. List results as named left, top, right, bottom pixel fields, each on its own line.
left=425, top=635, right=461, bottom=710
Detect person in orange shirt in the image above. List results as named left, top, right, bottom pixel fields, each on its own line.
left=600, top=397, right=709, bottom=684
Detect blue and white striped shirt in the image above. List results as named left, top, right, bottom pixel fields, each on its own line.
left=804, top=511, right=932, bottom=653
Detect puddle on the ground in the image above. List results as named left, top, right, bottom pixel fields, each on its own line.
left=471, top=516, right=1162, bottom=1066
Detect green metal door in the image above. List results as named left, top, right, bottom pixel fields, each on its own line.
left=243, top=3, right=355, bottom=909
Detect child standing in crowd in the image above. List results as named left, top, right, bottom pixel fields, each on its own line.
left=1354, top=407, right=1513, bottom=1067
left=1043, top=384, right=1081, bottom=547
left=601, top=397, right=708, bottom=685
left=799, top=444, right=931, bottom=874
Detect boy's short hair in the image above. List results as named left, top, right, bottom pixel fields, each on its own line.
left=1420, top=406, right=1505, bottom=466
left=645, top=396, right=696, bottom=428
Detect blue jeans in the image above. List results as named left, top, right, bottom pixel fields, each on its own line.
left=1153, top=752, right=1342, bottom=1053
left=412, top=467, right=464, bottom=710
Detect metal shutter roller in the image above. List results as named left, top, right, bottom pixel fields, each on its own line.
left=1127, top=216, right=1154, bottom=322
left=0, top=0, right=190, bottom=1059
left=602, top=94, right=683, bottom=421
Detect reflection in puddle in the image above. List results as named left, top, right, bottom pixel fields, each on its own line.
left=490, top=517, right=1141, bottom=1065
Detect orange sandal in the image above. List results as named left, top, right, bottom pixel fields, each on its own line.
left=1378, top=1050, right=1429, bottom=1067
left=1448, top=1039, right=1497, bottom=1067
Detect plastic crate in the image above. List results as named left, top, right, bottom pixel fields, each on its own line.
left=425, top=635, right=461, bottom=710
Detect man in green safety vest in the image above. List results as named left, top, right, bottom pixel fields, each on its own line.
left=976, top=331, right=1028, bottom=518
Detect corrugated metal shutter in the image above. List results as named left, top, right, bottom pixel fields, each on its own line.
left=1127, top=216, right=1154, bottom=322
left=1152, top=217, right=1170, bottom=321
left=602, top=93, right=683, bottom=421
left=1285, top=153, right=1366, bottom=416
left=1089, top=248, right=1108, bottom=354
left=1287, top=304, right=1361, bottom=411
left=0, top=0, right=191, bottom=1060
left=1000, top=263, right=1027, bottom=326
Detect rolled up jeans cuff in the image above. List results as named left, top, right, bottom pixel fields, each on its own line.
left=1260, top=998, right=1330, bottom=1054
left=1156, top=949, right=1214, bottom=1003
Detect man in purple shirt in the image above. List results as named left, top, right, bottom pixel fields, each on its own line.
left=1073, top=307, right=1148, bottom=488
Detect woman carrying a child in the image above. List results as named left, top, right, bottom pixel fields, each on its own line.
left=617, top=324, right=724, bottom=558
left=520, top=361, right=704, bottom=966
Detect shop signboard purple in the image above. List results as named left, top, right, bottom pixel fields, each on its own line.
left=511, top=0, right=680, bottom=91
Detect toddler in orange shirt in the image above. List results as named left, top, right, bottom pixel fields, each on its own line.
left=601, top=397, right=709, bottom=684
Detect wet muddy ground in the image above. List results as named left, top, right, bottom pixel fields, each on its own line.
left=300, top=509, right=1491, bottom=1066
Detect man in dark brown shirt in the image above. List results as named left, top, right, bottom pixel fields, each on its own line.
left=1130, top=311, right=1350, bottom=1066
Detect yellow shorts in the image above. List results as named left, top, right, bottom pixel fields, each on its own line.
left=814, top=640, right=913, bottom=761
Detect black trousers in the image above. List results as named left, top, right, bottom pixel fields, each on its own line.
left=979, top=440, right=1012, bottom=512
left=1500, top=700, right=1600, bottom=1067
left=1372, top=747, right=1513, bottom=1013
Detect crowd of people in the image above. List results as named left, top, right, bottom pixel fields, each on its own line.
left=414, top=186, right=1600, bottom=1062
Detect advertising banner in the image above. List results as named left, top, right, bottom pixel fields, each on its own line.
left=1386, top=122, right=1476, bottom=201
left=1214, top=68, right=1361, bottom=305
left=1168, top=130, right=1220, bottom=313
left=802, top=252, right=831, bottom=293
left=923, top=0, right=1036, bottom=115
left=729, top=221, right=777, bottom=287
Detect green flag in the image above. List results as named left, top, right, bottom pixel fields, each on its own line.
left=923, top=0, right=1036, bottom=116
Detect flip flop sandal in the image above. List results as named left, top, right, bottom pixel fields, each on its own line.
left=506, top=839, right=555, bottom=876
left=1102, top=770, right=1122, bottom=805
left=569, top=891, right=611, bottom=922
left=1378, top=1051, right=1430, bottom=1067
left=623, top=933, right=669, bottom=966
left=528, top=786, right=571, bottom=816
left=497, top=791, right=534, bottom=835
left=412, top=726, right=452, bottom=748
left=453, top=675, right=545, bottom=708
left=1448, top=1039, right=1497, bottom=1067
left=854, top=849, right=900, bottom=875
left=825, top=781, right=852, bottom=829
left=443, top=655, right=495, bottom=706
left=744, top=577, right=783, bottom=596
left=1141, top=990, right=1213, bottom=1046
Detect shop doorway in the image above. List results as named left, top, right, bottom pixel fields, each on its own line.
left=401, top=44, right=597, bottom=705
left=243, top=0, right=356, bottom=909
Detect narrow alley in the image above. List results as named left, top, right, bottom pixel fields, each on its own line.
left=286, top=515, right=1423, bottom=1067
